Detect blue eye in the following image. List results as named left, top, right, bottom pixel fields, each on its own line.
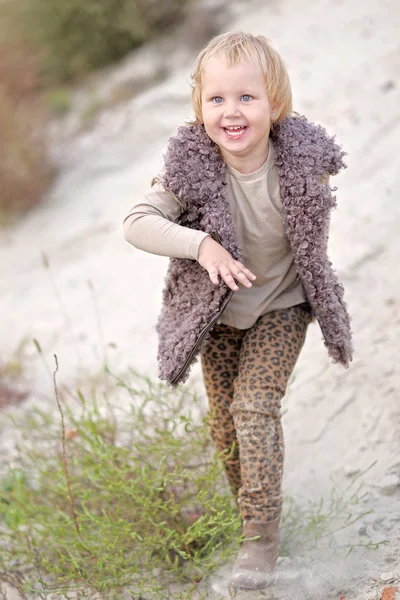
left=212, top=97, right=223, bottom=104
left=241, top=95, right=252, bottom=102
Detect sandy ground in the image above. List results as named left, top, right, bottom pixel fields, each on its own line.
left=1, top=0, right=400, bottom=598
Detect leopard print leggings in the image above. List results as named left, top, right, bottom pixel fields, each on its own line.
left=201, top=305, right=312, bottom=522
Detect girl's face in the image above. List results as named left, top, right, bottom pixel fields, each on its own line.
left=200, top=56, right=273, bottom=173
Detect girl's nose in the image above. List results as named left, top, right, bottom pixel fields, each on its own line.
left=223, top=101, right=240, bottom=118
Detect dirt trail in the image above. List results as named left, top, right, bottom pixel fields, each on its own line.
left=1, top=0, right=400, bottom=598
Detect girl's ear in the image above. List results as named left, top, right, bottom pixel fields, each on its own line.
left=270, top=103, right=279, bottom=121
left=270, top=107, right=278, bottom=131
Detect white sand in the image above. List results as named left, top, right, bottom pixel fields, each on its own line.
left=1, top=0, right=400, bottom=597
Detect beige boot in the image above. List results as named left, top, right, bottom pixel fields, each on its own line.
left=229, top=519, right=279, bottom=590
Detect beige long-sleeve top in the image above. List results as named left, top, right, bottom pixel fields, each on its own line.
left=123, top=141, right=307, bottom=329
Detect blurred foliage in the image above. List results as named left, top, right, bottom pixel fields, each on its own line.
left=0, top=0, right=190, bottom=220
left=0, top=1, right=55, bottom=221
left=25, top=0, right=191, bottom=82
left=0, top=87, right=55, bottom=222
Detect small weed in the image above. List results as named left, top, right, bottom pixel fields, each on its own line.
left=0, top=342, right=30, bottom=409
left=80, top=95, right=103, bottom=126
left=281, top=462, right=389, bottom=557
left=105, top=66, right=169, bottom=109
left=44, top=88, right=72, bottom=115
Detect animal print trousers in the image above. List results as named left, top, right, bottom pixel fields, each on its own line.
left=201, top=304, right=312, bottom=522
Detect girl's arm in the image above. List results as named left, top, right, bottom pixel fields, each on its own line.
left=123, top=181, right=209, bottom=260
left=123, top=178, right=256, bottom=291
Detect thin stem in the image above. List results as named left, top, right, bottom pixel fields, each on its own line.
left=0, top=572, right=29, bottom=599
left=87, top=279, right=107, bottom=367
left=53, top=354, right=80, bottom=535
left=43, top=253, right=83, bottom=368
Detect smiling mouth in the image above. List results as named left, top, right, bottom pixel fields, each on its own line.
left=223, top=126, right=248, bottom=138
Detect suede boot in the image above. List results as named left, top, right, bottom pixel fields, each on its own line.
left=229, top=519, right=279, bottom=590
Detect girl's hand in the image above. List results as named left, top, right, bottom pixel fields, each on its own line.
left=197, top=236, right=256, bottom=291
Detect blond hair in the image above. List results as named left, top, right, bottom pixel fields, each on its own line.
left=190, top=32, right=292, bottom=126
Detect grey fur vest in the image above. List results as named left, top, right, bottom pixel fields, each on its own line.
left=156, top=115, right=352, bottom=386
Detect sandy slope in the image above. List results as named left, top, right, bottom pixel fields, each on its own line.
left=1, top=0, right=400, bottom=598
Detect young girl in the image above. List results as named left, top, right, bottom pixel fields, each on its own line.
left=123, top=32, right=352, bottom=591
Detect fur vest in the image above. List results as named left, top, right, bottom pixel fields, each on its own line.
left=156, top=116, right=352, bottom=386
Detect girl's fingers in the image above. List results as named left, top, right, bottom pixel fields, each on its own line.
left=208, top=269, right=219, bottom=285
left=219, top=269, right=239, bottom=291
left=207, top=261, right=255, bottom=290
left=235, top=261, right=257, bottom=280
left=230, top=264, right=253, bottom=288
left=234, top=270, right=253, bottom=288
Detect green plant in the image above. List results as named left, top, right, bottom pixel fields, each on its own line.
left=79, top=95, right=103, bottom=126
left=25, top=0, right=191, bottom=82
left=0, top=366, right=240, bottom=599
left=44, top=88, right=72, bottom=114
left=0, top=469, right=28, bottom=529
